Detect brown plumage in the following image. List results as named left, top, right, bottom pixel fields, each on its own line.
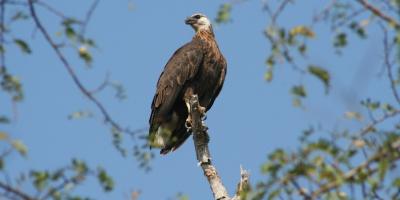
left=149, top=13, right=227, bottom=154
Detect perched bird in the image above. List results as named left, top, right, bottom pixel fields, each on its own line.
left=149, top=13, right=227, bottom=154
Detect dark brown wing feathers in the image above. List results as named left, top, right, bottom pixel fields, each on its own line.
left=150, top=40, right=204, bottom=124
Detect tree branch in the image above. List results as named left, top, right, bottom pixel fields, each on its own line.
left=80, top=0, right=100, bottom=38
left=27, top=0, right=131, bottom=136
left=0, top=181, right=35, bottom=200
left=0, top=0, right=6, bottom=69
left=382, top=25, right=400, bottom=104
left=356, top=0, right=400, bottom=30
left=188, top=95, right=249, bottom=200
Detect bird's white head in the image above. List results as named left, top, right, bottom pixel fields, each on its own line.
left=185, top=13, right=212, bottom=32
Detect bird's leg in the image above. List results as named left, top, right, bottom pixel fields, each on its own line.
left=199, top=106, right=207, bottom=121
left=196, top=105, right=209, bottom=131
left=185, top=101, right=192, bottom=132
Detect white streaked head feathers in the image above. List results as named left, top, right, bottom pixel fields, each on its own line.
left=185, top=13, right=212, bottom=32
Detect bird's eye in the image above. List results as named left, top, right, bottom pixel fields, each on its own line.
left=193, top=15, right=201, bottom=19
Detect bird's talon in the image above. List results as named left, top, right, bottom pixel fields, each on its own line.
left=185, top=118, right=192, bottom=131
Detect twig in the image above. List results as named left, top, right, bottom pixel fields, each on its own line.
left=80, top=0, right=100, bottom=38
left=331, top=9, right=365, bottom=30
left=234, top=166, right=250, bottom=197
left=89, top=72, right=110, bottom=94
left=356, top=0, right=400, bottom=30
left=0, top=181, right=35, bottom=200
left=263, top=0, right=292, bottom=25
left=381, top=25, right=400, bottom=104
left=359, top=109, right=400, bottom=137
left=188, top=95, right=249, bottom=200
left=312, top=0, right=336, bottom=23
left=0, top=0, right=5, bottom=69
left=27, top=0, right=127, bottom=134
left=36, top=1, right=68, bottom=20
left=290, top=179, right=312, bottom=200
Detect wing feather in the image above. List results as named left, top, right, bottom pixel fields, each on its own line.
left=206, top=59, right=227, bottom=110
left=150, top=40, right=204, bottom=125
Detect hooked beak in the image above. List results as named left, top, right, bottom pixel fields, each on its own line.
left=185, top=17, right=196, bottom=25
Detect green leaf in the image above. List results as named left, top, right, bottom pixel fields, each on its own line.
left=78, top=46, right=92, bottom=65
left=176, top=193, right=189, bottom=200
left=72, top=159, right=88, bottom=175
left=298, top=43, right=307, bottom=55
left=1, top=73, right=24, bottom=102
left=260, top=162, right=281, bottom=175
left=289, top=25, right=315, bottom=38
left=291, top=85, right=306, bottom=98
left=68, top=110, right=93, bottom=120
left=0, top=44, right=4, bottom=54
left=97, top=168, right=114, bottom=192
left=382, top=103, right=395, bottom=113
left=11, top=140, right=28, bottom=156
left=14, top=39, right=32, bottom=54
left=62, top=18, right=80, bottom=26
left=393, top=178, right=400, bottom=187
left=378, top=159, right=388, bottom=181
left=344, top=111, right=363, bottom=121
left=264, top=70, right=273, bottom=82
left=84, top=39, right=97, bottom=48
left=30, top=170, right=49, bottom=190
left=11, top=11, right=29, bottom=21
left=308, top=65, right=330, bottom=93
left=65, top=27, right=76, bottom=39
left=215, top=3, right=232, bottom=24
left=334, top=32, right=347, bottom=48
left=349, top=21, right=367, bottom=39
left=361, top=98, right=380, bottom=111
left=267, top=188, right=281, bottom=200
left=111, top=126, right=126, bottom=156
left=0, top=116, right=10, bottom=124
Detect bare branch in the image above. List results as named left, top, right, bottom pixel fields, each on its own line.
left=189, top=95, right=249, bottom=200
left=89, top=72, right=110, bottom=95
left=36, top=1, right=68, bottom=20
left=0, top=0, right=5, bottom=69
left=264, top=0, right=292, bottom=25
left=80, top=0, right=100, bottom=37
left=234, top=166, right=250, bottom=197
left=356, top=0, right=400, bottom=29
left=0, top=181, right=35, bottom=200
left=381, top=25, right=400, bottom=104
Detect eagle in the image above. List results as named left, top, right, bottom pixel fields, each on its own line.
left=148, top=13, right=227, bottom=154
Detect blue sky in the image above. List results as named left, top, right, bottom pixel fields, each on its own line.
left=2, top=0, right=395, bottom=199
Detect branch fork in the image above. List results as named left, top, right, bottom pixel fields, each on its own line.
left=188, top=95, right=249, bottom=200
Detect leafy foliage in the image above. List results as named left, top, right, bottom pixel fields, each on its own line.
left=97, top=167, right=114, bottom=192
left=235, top=0, right=400, bottom=199
left=308, top=65, right=330, bottom=93
left=0, top=68, right=23, bottom=102
left=215, top=3, right=232, bottom=24
left=14, top=39, right=32, bottom=54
